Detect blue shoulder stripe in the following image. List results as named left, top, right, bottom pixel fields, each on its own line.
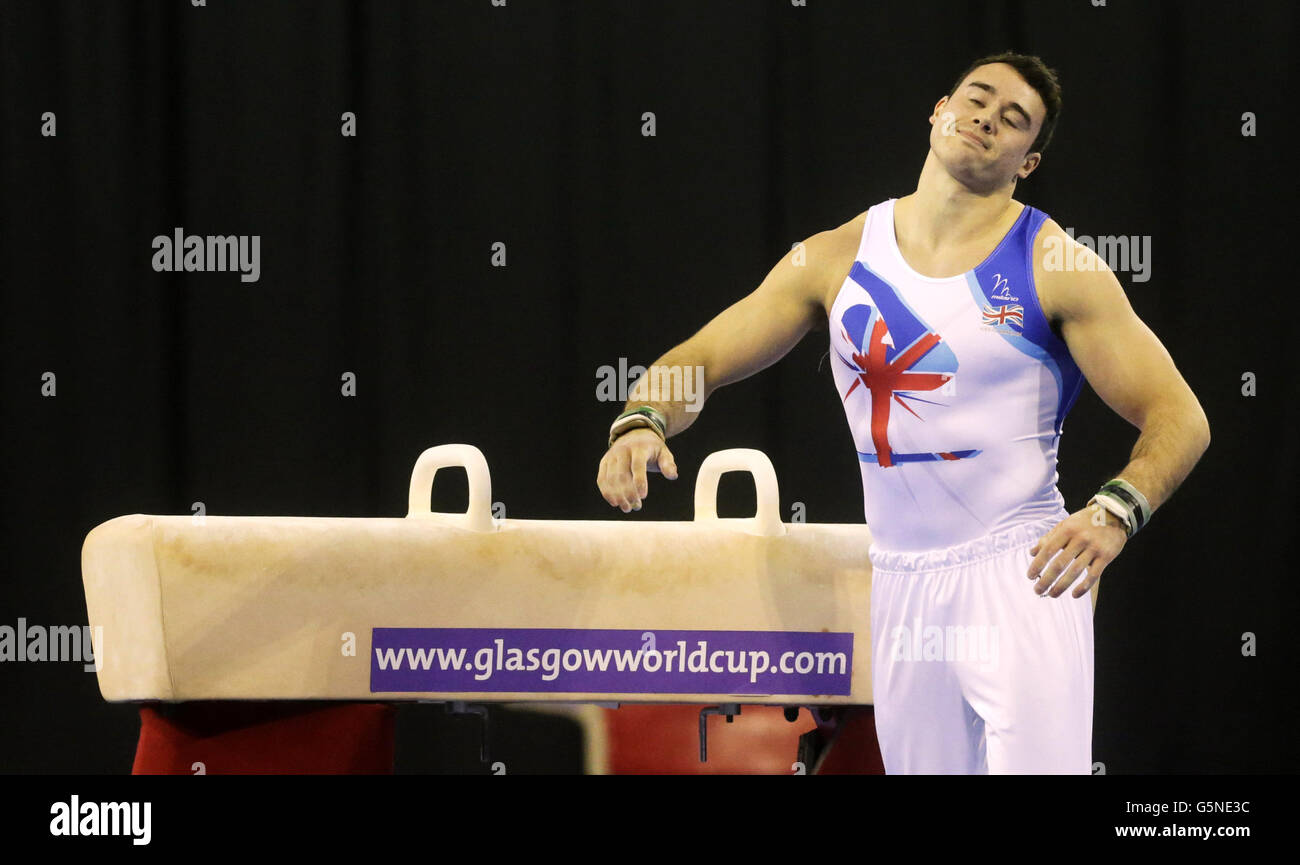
left=967, top=206, right=1084, bottom=435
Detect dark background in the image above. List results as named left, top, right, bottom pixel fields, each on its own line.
left=1, top=0, right=1295, bottom=773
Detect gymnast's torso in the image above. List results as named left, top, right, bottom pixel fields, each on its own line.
left=825, top=197, right=1085, bottom=553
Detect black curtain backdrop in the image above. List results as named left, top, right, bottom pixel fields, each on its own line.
left=1, top=0, right=1296, bottom=773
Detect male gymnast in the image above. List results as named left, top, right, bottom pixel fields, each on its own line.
left=596, top=52, right=1210, bottom=774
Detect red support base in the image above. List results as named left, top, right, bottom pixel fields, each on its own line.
left=132, top=702, right=396, bottom=775
left=812, top=706, right=886, bottom=774
left=603, top=704, right=885, bottom=774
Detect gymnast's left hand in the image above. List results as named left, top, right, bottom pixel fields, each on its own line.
left=1026, top=504, right=1127, bottom=599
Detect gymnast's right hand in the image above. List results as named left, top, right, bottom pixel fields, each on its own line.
left=597, top=428, right=679, bottom=513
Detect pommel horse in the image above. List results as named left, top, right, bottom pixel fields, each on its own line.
left=81, top=445, right=879, bottom=773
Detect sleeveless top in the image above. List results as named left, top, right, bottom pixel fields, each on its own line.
left=827, top=198, right=1084, bottom=552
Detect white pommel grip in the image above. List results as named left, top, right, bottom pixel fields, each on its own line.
left=693, top=448, right=786, bottom=537
left=406, top=444, right=496, bottom=533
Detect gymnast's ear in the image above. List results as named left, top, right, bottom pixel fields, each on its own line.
left=929, top=95, right=950, bottom=125
left=1017, top=151, right=1042, bottom=180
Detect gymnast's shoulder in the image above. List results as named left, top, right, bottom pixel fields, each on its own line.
left=798, top=209, right=869, bottom=322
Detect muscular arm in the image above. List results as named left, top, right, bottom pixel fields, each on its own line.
left=1025, top=222, right=1211, bottom=599
left=1039, top=224, right=1211, bottom=514
left=622, top=224, right=853, bottom=437
left=597, top=220, right=857, bottom=512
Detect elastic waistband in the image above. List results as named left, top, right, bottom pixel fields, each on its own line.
left=868, top=514, right=1064, bottom=575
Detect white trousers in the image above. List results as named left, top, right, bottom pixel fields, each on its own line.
left=869, top=514, right=1094, bottom=774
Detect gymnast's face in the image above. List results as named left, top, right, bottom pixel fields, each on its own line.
left=928, top=63, right=1045, bottom=192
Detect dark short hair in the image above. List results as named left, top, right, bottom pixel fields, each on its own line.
left=947, top=52, right=1062, bottom=155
